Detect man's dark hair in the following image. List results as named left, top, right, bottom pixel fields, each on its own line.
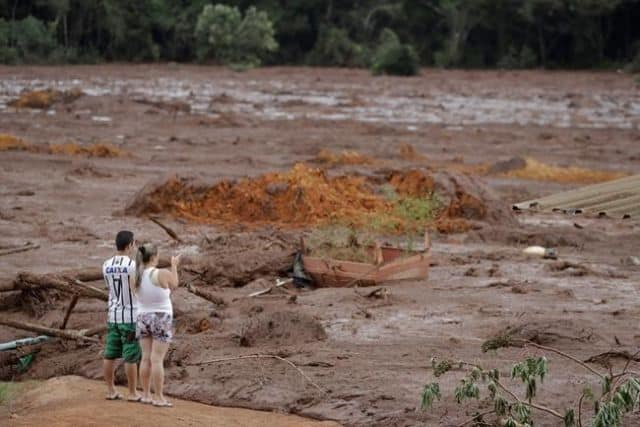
left=115, top=230, right=134, bottom=251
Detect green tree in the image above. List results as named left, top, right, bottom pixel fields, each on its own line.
left=308, top=26, right=365, bottom=67
left=12, top=15, right=57, bottom=62
left=195, top=3, right=278, bottom=68
left=371, top=28, right=419, bottom=75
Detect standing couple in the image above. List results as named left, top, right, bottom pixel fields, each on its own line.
left=101, top=230, right=180, bottom=407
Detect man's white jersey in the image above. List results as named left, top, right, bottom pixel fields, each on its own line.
left=103, top=255, right=137, bottom=324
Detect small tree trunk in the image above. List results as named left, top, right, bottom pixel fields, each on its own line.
left=0, top=317, right=100, bottom=343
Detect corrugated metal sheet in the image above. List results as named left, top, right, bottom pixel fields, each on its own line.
left=513, top=174, right=640, bottom=219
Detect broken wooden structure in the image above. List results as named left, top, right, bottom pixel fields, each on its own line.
left=301, top=232, right=431, bottom=287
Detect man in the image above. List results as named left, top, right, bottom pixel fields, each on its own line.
left=102, top=230, right=142, bottom=401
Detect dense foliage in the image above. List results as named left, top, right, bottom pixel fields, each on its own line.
left=1, top=0, right=639, bottom=71
left=194, top=4, right=277, bottom=67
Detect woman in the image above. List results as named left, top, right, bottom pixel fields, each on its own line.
left=133, top=243, right=180, bottom=407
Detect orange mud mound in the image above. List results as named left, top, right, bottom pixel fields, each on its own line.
left=127, top=163, right=387, bottom=226
left=127, top=165, right=515, bottom=233
left=314, top=149, right=374, bottom=166
left=500, top=158, right=626, bottom=184
left=388, top=169, right=435, bottom=197
left=8, top=88, right=84, bottom=109
left=0, top=134, right=128, bottom=158
left=5, top=376, right=339, bottom=427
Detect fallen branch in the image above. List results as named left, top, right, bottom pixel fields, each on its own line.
left=61, top=295, right=79, bottom=329
left=0, top=242, right=40, bottom=257
left=80, top=325, right=108, bottom=337
left=149, top=216, right=183, bottom=243
left=519, top=340, right=605, bottom=380
left=248, top=288, right=272, bottom=297
left=189, top=354, right=326, bottom=394
left=494, top=377, right=564, bottom=419
left=72, top=279, right=109, bottom=301
left=355, top=287, right=389, bottom=299
left=186, top=284, right=226, bottom=307
left=0, top=258, right=171, bottom=292
left=457, top=409, right=495, bottom=427
left=15, top=272, right=108, bottom=301
left=248, top=278, right=293, bottom=298
left=584, top=351, right=640, bottom=365
left=0, top=317, right=99, bottom=343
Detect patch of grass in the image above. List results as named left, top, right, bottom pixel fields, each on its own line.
left=393, top=195, right=442, bottom=227
left=305, top=193, right=441, bottom=262
left=306, top=224, right=376, bottom=262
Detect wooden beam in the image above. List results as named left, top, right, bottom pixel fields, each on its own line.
left=0, top=317, right=100, bottom=343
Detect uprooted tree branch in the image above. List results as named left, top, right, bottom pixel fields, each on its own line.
left=421, top=335, right=640, bottom=427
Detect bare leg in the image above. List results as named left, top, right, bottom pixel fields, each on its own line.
left=103, top=359, right=118, bottom=398
left=139, top=337, right=153, bottom=402
left=124, top=362, right=141, bottom=400
left=150, top=340, right=170, bottom=405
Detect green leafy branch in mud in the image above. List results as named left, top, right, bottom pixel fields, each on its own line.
left=305, top=188, right=441, bottom=262
left=421, top=337, right=640, bottom=427
left=371, top=184, right=442, bottom=234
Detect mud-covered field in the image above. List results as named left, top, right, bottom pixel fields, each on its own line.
left=1, top=65, right=639, bottom=426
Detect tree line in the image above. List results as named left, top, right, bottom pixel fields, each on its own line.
left=1, top=0, right=639, bottom=73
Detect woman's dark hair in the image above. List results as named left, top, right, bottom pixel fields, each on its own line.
left=115, top=230, right=134, bottom=251
left=134, top=243, right=158, bottom=293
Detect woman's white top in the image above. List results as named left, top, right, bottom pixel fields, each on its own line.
left=137, top=268, right=172, bottom=316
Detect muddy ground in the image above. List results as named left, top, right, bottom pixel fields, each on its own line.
left=0, top=65, right=639, bottom=426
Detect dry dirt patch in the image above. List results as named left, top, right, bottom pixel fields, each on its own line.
left=3, top=376, right=340, bottom=427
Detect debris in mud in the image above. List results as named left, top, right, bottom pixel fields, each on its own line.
left=621, top=256, right=640, bottom=266
left=497, top=157, right=626, bottom=184
left=523, top=246, right=558, bottom=260
left=546, top=261, right=625, bottom=278
left=315, top=149, right=374, bottom=166
left=487, top=320, right=597, bottom=347
left=8, top=88, right=84, bottom=109
left=0, top=134, right=129, bottom=158
left=432, top=171, right=517, bottom=226
left=238, top=311, right=326, bottom=347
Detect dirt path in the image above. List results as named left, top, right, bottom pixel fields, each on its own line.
left=4, top=376, right=340, bottom=427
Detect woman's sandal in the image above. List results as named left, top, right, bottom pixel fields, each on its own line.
left=105, top=392, right=123, bottom=401
left=140, top=397, right=153, bottom=405
left=152, top=400, right=173, bottom=408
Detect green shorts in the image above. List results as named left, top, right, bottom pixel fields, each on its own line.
left=103, top=323, right=141, bottom=363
